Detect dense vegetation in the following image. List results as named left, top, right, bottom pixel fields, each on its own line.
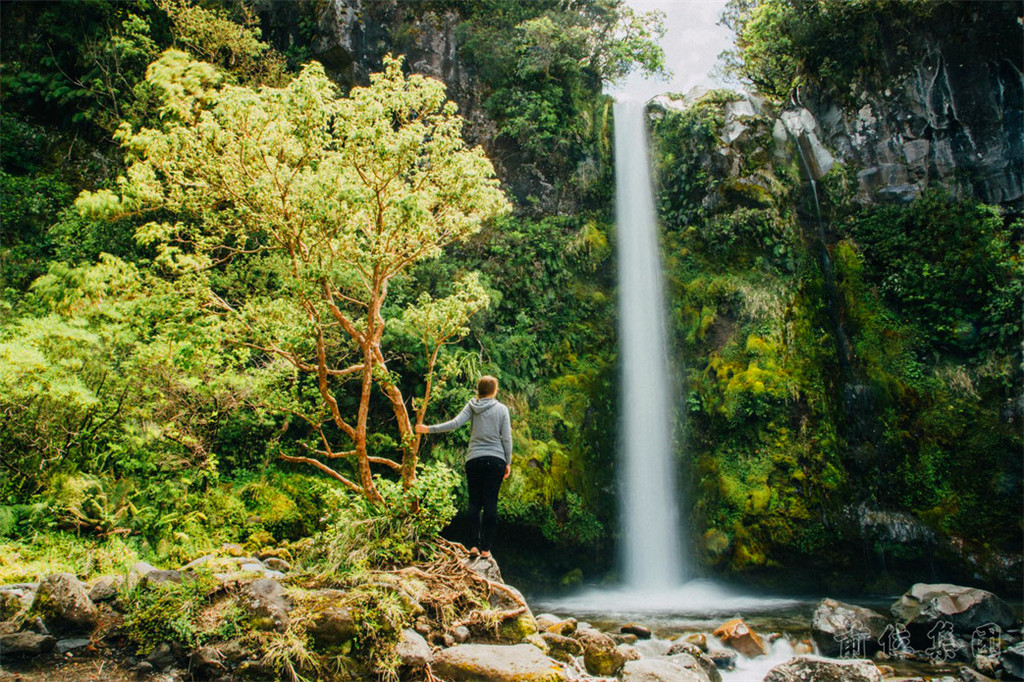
left=0, top=0, right=663, bottom=595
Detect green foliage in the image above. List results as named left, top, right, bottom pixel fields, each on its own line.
left=847, top=192, right=1021, bottom=355
left=722, top=0, right=1022, bottom=100
left=121, top=570, right=226, bottom=654
left=313, top=463, right=459, bottom=575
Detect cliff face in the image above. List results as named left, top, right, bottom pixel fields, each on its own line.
left=800, top=46, right=1023, bottom=207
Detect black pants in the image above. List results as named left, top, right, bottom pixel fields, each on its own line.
left=465, top=456, right=505, bottom=552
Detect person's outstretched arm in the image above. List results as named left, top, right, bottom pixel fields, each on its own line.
left=425, top=402, right=473, bottom=434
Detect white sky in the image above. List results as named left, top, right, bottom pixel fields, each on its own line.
left=610, top=0, right=736, bottom=102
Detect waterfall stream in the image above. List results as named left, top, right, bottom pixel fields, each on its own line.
left=613, top=98, right=685, bottom=590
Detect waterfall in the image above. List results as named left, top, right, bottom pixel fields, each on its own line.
left=613, top=98, right=686, bottom=589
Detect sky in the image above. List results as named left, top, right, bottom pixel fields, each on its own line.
left=610, top=0, right=736, bottom=102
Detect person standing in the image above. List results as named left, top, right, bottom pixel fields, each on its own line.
left=415, top=375, right=511, bottom=559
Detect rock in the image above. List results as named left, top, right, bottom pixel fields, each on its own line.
left=452, top=625, right=470, bottom=643
left=891, top=584, right=1016, bottom=635
left=621, top=656, right=711, bottom=682
left=238, top=579, right=291, bottom=632
left=88, top=577, right=121, bottom=603
left=142, top=569, right=185, bottom=585
left=705, top=647, right=738, bottom=670
left=667, top=640, right=704, bottom=658
left=959, top=667, right=996, bottom=681
left=524, top=633, right=549, bottom=653
left=683, top=633, right=708, bottom=651
left=713, top=618, right=767, bottom=658
left=146, top=641, right=181, bottom=671
left=540, top=632, right=582, bottom=663
left=0, top=631, right=57, bottom=656
left=577, top=627, right=627, bottom=676
left=31, top=573, right=99, bottom=635
left=764, top=655, right=883, bottom=682
left=395, top=628, right=431, bottom=669
left=622, top=622, right=653, bottom=639
left=812, top=598, right=889, bottom=656
left=263, top=557, right=290, bottom=572
left=306, top=595, right=356, bottom=648
left=190, top=645, right=226, bottom=678
left=620, top=644, right=642, bottom=661
left=535, top=613, right=560, bottom=631
left=545, top=617, right=577, bottom=637
left=56, top=637, right=91, bottom=654
left=431, top=643, right=567, bottom=681
left=1001, top=641, right=1024, bottom=679
left=0, top=585, right=35, bottom=620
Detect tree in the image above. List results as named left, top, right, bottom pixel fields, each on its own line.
left=78, top=51, right=510, bottom=504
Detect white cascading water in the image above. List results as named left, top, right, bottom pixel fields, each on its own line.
left=613, top=98, right=685, bottom=589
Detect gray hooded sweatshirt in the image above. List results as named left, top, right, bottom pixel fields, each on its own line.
left=427, top=398, right=512, bottom=466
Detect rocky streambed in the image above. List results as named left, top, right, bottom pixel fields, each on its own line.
left=1, top=548, right=1021, bottom=681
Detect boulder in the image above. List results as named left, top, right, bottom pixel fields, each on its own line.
left=535, top=613, right=560, bottom=631
left=0, top=585, right=35, bottom=620
left=545, top=617, right=578, bottom=637
left=705, top=647, right=738, bottom=670
left=238, top=579, right=291, bottom=632
left=431, top=643, right=568, bottom=681
left=891, top=584, right=1016, bottom=636
left=395, top=628, right=431, bottom=669
left=713, top=618, right=767, bottom=658
left=812, top=598, right=889, bottom=656
left=577, top=627, right=627, bottom=676
left=540, top=632, right=582, bottom=663
left=764, top=655, right=883, bottom=682
left=622, top=622, right=653, bottom=639
left=87, top=576, right=121, bottom=603
left=621, top=655, right=712, bottom=682
left=55, top=637, right=91, bottom=654
left=1001, top=642, right=1024, bottom=679
left=31, top=573, right=98, bottom=635
left=0, top=631, right=56, bottom=656
left=306, top=592, right=356, bottom=648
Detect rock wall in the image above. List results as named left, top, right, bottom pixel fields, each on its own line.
left=798, top=43, right=1023, bottom=208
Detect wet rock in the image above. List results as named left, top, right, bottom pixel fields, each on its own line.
left=705, top=647, right=738, bottom=670
left=432, top=643, right=568, bottom=681
left=395, top=628, right=431, bottom=669
left=713, top=618, right=767, bottom=658
left=238, top=579, right=291, bottom=632
left=545, top=617, right=577, bottom=637
left=812, top=598, right=889, bottom=656
left=622, top=622, right=653, bottom=639
left=190, top=645, right=226, bottom=678
left=890, top=584, right=1016, bottom=635
left=0, top=631, right=57, bottom=656
left=621, top=655, right=712, bottom=682
left=764, top=655, right=883, bottom=682
left=31, top=573, right=98, bottom=635
left=577, top=628, right=627, bottom=676
left=56, top=637, right=91, bottom=654
left=540, top=632, right=582, bottom=662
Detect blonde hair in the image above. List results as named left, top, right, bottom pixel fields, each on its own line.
left=477, top=375, right=498, bottom=398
